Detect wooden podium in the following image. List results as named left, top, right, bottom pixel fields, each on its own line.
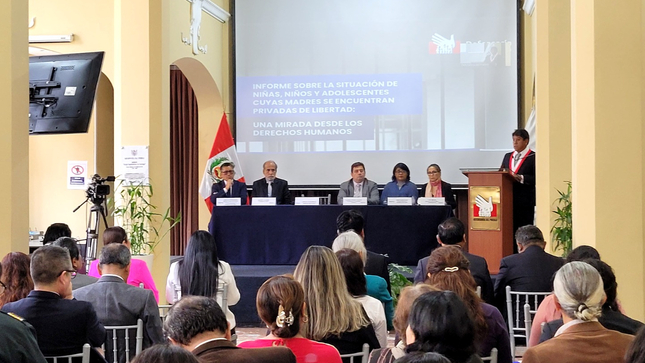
left=461, top=170, right=515, bottom=274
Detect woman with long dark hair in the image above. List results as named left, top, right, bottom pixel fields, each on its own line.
left=0, top=252, right=34, bottom=308
left=165, top=230, right=240, bottom=330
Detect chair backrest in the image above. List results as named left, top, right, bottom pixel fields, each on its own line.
left=476, top=285, right=482, bottom=298
left=480, top=347, right=498, bottom=363
left=45, top=343, right=91, bottom=363
left=339, top=343, right=369, bottom=363
left=103, top=319, right=144, bottom=363
left=505, top=286, right=550, bottom=356
left=158, top=304, right=172, bottom=322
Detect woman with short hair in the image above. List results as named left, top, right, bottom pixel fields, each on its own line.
left=238, top=275, right=342, bottom=363
left=522, top=261, right=634, bottom=363
left=293, top=246, right=380, bottom=359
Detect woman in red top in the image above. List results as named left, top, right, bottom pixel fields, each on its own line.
left=238, top=275, right=342, bottom=363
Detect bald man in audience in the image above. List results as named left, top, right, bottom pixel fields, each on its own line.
left=165, top=295, right=296, bottom=363
left=251, top=160, right=292, bottom=204
left=74, top=244, right=164, bottom=363
left=1, top=245, right=105, bottom=362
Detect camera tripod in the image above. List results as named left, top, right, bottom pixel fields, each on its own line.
left=73, top=197, right=109, bottom=268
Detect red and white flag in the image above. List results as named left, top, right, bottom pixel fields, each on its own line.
left=199, top=113, right=245, bottom=211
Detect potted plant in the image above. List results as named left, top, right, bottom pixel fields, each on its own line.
left=111, top=180, right=181, bottom=269
left=388, top=263, right=413, bottom=306
left=551, top=181, right=572, bottom=256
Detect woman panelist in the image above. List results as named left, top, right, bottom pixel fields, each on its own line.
left=419, top=164, right=456, bottom=209
left=380, top=163, right=418, bottom=205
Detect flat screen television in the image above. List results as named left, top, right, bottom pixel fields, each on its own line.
left=29, top=51, right=104, bottom=134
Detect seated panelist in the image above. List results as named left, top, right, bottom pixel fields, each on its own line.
left=419, top=164, right=456, bottom=209
left=251, top=160, right=292, bottom=204
left=210, top=162, right=247, bottom=205
left=380, top=162, right=418, bottom=204
left=338, top=162, right=380, bottom=205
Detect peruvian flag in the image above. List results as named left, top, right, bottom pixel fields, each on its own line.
left=199, top=113, right=245, bottom=212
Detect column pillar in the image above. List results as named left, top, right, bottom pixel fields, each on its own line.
left=0, top=0, right=29, bottom=256
left=534, top=0, right=572, bottom=253
left=571, top=0, right=645, bottom=320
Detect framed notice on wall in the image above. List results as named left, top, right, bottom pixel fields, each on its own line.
left=121, top=146, right=149, bottom=185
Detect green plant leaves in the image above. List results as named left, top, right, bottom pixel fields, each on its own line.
left=551, top=181, right=572, bottom=257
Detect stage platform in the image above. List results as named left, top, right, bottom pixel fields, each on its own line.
left=229, top=265, right=416, bottom=327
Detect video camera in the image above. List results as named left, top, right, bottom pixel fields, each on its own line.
left=86, top=174, right=116, bottom=204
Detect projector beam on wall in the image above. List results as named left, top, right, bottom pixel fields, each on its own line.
left=29, top=34, right=74, bottom=43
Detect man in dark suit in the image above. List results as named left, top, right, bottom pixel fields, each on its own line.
left=500, top=129, right=536, bottom=245
left=251, top=160, right=292, bottom=204
left=1, top=245, right=105, bottom=362
left=74, top=244, right=164, bottom=363
left=493, top=225, right=564, bottom=311
left=336, top=209, right=391, bottom=293
left=165, top=296, right=296, bottom=363
left=338, top=162, right=380, bottom=205
left=413, top=217, right=494, bottom=304
left=53, top=237, right=98, bottom=290
left=211, top=161, right=247, bottom=205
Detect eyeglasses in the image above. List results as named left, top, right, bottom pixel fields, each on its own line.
left=395, top=170, right=407, bottom=174
left=221, top=170, right=235, bottom=175
left=59, top=269, right=77, bottom=279
left=0, top=281, right=6, bottom=295
left=427, top=171, right=440, bottom=175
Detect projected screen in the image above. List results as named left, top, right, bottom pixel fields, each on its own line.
left=235, top=0, right=518, bottom=186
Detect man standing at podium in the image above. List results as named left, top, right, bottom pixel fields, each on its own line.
left=251, top=160, right=292, bottom=204
left=501, top=129, right=536, bottom=239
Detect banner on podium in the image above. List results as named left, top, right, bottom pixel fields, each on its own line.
left=469, top=186, right=501, bottom=230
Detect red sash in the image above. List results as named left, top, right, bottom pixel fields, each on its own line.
left=509, top=149, right=531, bottom=173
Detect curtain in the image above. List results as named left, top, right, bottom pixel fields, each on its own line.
left=169, top=65, right=199, bottom=256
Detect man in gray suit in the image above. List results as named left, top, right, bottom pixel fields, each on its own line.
left=338, top=162, right=380, bottom=205
left=74, top=244, right=164, bottom=363
left=53, top=237, right=98, bottom=290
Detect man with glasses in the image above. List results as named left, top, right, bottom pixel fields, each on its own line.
left=1, top=245, right=106, bottom=362
left=211, top=161, right=248, bottom=205
left=53, top=237, right=98, bottom=290
left=0, top=260, right=47, bottom=363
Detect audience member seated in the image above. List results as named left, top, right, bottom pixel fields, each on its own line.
left=0, top=252, right=34, bottom=308
left=425, top=246, right=511, bottom=363
left=493, top=225, right=564, bottom=311
left=88, top=226, right=159, bottom=301
left=393, top=352, right=451, bottom=363
left=165, top=230, right=240, bottom=331
left=251, top=160, right=292, bottom=204
left=528, top=245, right=601, bottom=346
left=332, top=231, right=394, bottom=329
left=336, top=209, right=391, bottom=292
left=131, top=344, right=201, bottom=363
left=210, top=161, right=248, bottom=205
left=1, top=245, right=106, bottom=362
left=522, top=261, right=634, bottom=363
left=164, top=295, right=296, bottom=363
left=419, top=164, right=456, bottom=210
left=238, top=275, right=342, bottom=363
left=43, top=222, right=72, bottom=244
left=539, top=258, right=643, bottom=343
left=414, top=217, right=494, bottom=304
left=75, top=244, right=164, bottom=363
left=404, top=291, right=479, bottom=363
left=293, top=246, right=380, bottom=359
left=53, top=237, right=98, bottom=290
left=368, top=284, right=438, bottom=363
left=380, top=163, right=418, bottom=205
left=336, top=248, right=388, bottom=348
left=337, top=162, right=380, bottom=205
left=625, top=326, right=645, bottom=363
left=0, top=260, right=47, bottom=363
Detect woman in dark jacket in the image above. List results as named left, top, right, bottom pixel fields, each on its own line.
left=419, top=164, right=456, bottom=209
